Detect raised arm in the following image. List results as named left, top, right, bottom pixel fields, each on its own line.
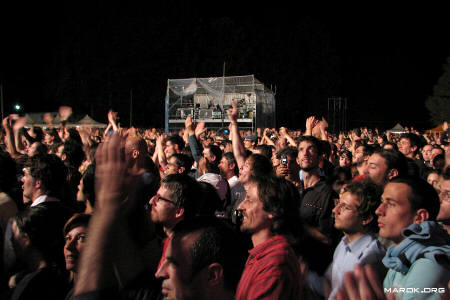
left=2, top=116, right=21, bottom=158
left=12, top=116, right=27, bottom=154
left=280, top=127, right=297, bottom=147
left=156, top=134, right=167, bottom=170
left=227, top=100, right=246, bottom=168
left=74, top=133, right=129, bottom=295
left=107, top=110, right=119, bottom=132
left=185, top=116, right=202, bottom=164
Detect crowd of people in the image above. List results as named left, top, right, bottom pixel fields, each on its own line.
left=0, top=101, right=449, bottom=300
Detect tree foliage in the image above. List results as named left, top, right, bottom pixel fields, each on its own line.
left=426, top=56, right=450, bottom=126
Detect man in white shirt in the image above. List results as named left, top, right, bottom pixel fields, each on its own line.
left=325, top=180, right=386, bottom=299
left=219, top=152, right=246, bottom=214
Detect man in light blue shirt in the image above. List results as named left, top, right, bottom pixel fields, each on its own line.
left=325, top=180, right=386, bottom=299
left=376, top=176, right=450, bottom=300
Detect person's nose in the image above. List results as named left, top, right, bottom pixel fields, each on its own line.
left=375, top=202, right=385, bottom=216
left=149, top=195, right=157, bottom=206
left=155, top=258, right=168, bottom=279
left=64, top=237, right=76, bottom=252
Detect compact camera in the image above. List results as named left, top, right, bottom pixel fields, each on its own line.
left=281, top=155, right=288, bottom=166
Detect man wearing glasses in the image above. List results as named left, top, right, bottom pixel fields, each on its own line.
left=149, top=174, right=202, bottom=269
left=324, top=180, right=386, bottom=300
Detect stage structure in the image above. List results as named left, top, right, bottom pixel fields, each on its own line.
left=165, top=75, right=275, bottom=132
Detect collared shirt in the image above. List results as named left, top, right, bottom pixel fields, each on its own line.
left=30, top=195, right=59, bottom=207
left=236, top=235, right=300, bottom=300
left=228, top=176, right=246, bottom=211
left=228, top=175, right=240, bottom=190
left=327, top=233, right=385, bottom=300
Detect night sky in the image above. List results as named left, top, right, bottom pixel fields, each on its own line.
left=1, top=5, right=449, bottom=131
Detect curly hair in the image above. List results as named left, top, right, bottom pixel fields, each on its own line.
left=341, top=180, right=382, bottom=232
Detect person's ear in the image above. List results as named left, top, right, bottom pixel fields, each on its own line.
left=35, top=179, right=42, bottom=189
left=207, top=263, right=224, bottom=287
left=132, top=149, right=139, bottom=159
left=413, top=208, right=429, bottom=224
left=387, top=169, right=398, bottom=180
left=178, top=166, right=185, bottom=174
left=361, top=215, right=373, bottom=226
left=175, top=207, right=184, bottom=219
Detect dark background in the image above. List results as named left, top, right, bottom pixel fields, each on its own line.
left=1, top=4, right=449, bottom=131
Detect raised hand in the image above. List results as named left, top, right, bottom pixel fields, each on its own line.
left=107, top=110, right=118, bottom=123
left=195, top=121, right=207, bottom=138
left=12, top=117, right=26, bottom=131
left=227, top=99, right=239, bottom=123
left=95, top=132, right=129, bottom=210
left=279, top=126, right=288, bottom=136
left=2, top=116, right=11, bottom=130
left=185, top=115, right=193, bottom=130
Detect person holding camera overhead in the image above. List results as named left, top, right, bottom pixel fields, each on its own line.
left=275, top=146, right=301, bottom=187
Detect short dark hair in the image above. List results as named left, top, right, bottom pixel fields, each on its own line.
left=222, top=152, right=238, bottom=175
left=298, top=136, right=321, bottom=155
left=170, top=153, right=193, bottom=175
left=161, top=174, right=202, bottom=220
left=373, top=149, right=408, bottom=178
left=63, top=213, right=91, bottom=237
left=254, top=145, right=273, bottom=159
left=172, top=217, right=248, bottom=292
left=14, top=206, right=62, bottom=264
left=342, top=180, right=382, bottom=232
left=33, top=142, right=48, bottom=156
left=400, top=133, right=422, bottom=155
left=339, top=150, right=352, bottom=161
left=357, top=144, right=376, bottom=157
left=248, top=154, right=274, bottom=180
left=166, top=135, right=185, bottom=151
left=249, top=176, right=302, bottom=239
left=196, top=182, right=222, bottom=216
left=25, top=154, right=67, bottom=197
left=390, top=176, right=440, bottom=220
left=205, top=145, right=222, bottom=165
left=62, top=139, right=85, bottom=169
left=277, top=146, right=298, bottom=160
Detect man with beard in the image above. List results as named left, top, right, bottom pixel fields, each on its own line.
left=235, top=176, right=302, bottom=300
left=297, top=136, right=339, bottom=284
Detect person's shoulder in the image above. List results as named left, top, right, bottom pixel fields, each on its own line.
left=387, top=257, right=450, bottom=290
left=408, top=257, right=448, bottom=274
left=358, top=237, right=386, bottom=265
left=314, top=180, right=335, bottom=193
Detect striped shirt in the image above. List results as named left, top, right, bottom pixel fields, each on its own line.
left=236, top=235, right=301, bottom=300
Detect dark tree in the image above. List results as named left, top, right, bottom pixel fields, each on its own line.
left=426, top=55, right=450, bottom=126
